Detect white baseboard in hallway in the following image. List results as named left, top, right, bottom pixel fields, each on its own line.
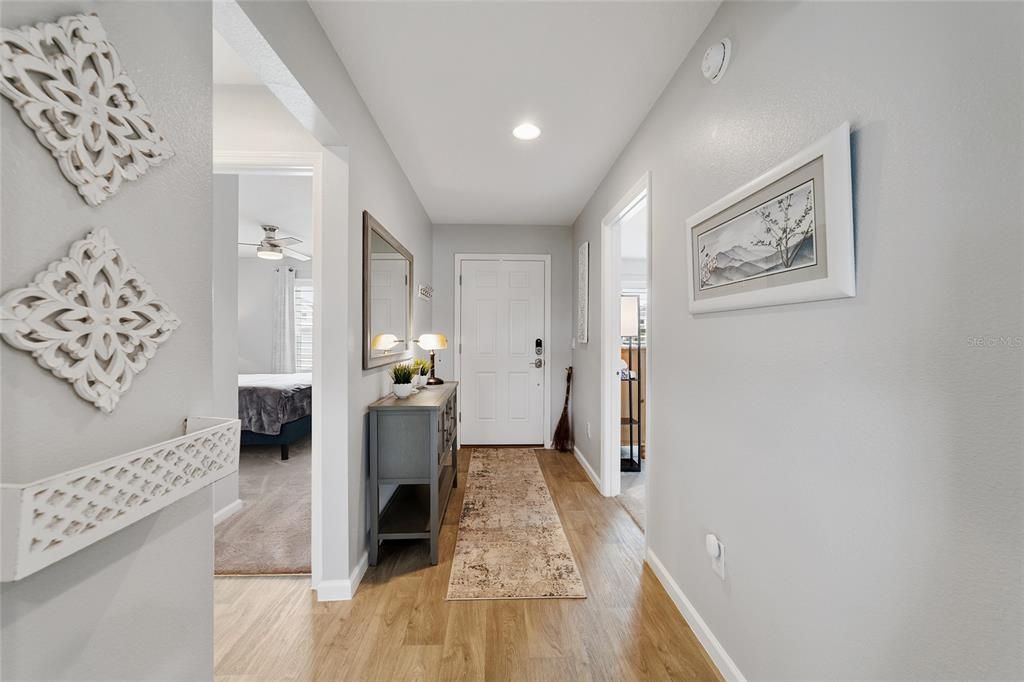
left=213, top=499, right=244, bottom=526
left=646, top=548, right=746, bottom=682
left=315, top=551, right=368, bottom=601
left=573, top=446, right=602, bottom=492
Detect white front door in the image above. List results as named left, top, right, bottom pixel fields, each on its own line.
left=460, top=258, right=546, bottom=444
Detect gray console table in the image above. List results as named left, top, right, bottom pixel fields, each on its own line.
left=368, top=382, right=458, bottom=566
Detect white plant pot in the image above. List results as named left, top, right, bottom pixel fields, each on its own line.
left=393, top=383, right=414, bottom=399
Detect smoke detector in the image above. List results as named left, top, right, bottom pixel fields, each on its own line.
left=701, top=38, right=731, bottom=84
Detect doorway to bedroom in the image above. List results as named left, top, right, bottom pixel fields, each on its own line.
left=213, top=168, right=316, bottom=576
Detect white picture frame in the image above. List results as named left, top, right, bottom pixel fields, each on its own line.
left=685, top=122, right=855, bottom=314
left=576, top=241, right=589, bottom=342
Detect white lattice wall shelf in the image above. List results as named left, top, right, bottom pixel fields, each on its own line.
left=1, top=417, right=239, bottom=582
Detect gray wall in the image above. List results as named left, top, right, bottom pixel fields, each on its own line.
left=432, top=224, right=573, bottom=442
left=1, top=1, right=214, bottom=679
left=572, top=2, right=1022, bottom=679
left=236, top=2, right=434, bottom=579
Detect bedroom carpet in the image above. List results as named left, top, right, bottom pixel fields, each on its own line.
left=447, top=448, right=586, bottom=600
left=619, top=469, right=646, bottom=530
left=215, top=436, right=310, bottom=575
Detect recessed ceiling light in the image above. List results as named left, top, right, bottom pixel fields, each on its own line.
left=513, top=122, right=541, bottom=141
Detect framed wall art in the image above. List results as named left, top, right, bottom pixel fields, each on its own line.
left=685, top=122, right=855, bottom=314
left=0, top=14, right=174, bottom=206
left=576, top=241, right=589, bottom=343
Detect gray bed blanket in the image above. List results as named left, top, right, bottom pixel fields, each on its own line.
left=238, top=373, right=312, bottom=435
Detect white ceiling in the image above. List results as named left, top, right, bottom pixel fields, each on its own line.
left=310, top=2, right=719, bottom=225
left=213, top=28, right=262, bottom=85
left=237, top=174, right=314, bottom=258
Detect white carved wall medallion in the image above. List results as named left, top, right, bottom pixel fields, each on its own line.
left=0, top=13, right=174, bottom=206
left=0, top=227, right=180, bottom=413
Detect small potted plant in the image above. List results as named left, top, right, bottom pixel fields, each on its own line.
left=412, top=358, right=431, bottom=387
left=391, top=363, right=414, bottom=399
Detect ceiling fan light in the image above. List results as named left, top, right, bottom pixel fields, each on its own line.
left=257, top=245, right=284, bottom=260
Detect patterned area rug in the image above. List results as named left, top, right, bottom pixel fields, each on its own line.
left=215, top=438, right=310, bottom=575
left=447, top=448, right=586, bottom=600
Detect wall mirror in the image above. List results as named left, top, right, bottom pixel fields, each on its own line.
left=363, top=211, right=414, bottom=369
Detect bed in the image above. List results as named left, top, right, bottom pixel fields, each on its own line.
left=238, top=373, right=312, bottom=460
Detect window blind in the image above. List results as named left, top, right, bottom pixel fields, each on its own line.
left=294, top=280, right=314, bottom=371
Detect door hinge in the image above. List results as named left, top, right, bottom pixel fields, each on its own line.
left=459, top=342, right=462, bottom=353
left=459, top=274, right=462, bottom=285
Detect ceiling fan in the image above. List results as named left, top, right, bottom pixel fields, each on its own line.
left=238, top=225, right=310, bottom=261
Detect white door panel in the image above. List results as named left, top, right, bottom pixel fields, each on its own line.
left=460, top=259, right=545, bottom=444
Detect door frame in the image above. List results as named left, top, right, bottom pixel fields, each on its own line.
left=600, top=173, right=652, bottom=498
left=213, top=150, right=327, bottom=589
left=454, top=253, right=553, bottom=449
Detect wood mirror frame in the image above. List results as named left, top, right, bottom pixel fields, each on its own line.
left=363, top=211, right=414, bottom=370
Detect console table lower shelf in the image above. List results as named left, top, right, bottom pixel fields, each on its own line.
left=368, top=382, right=458, bottom=566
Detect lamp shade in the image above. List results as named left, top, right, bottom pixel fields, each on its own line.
left=415, top=333, right=448, bottom=350
left=371, top=333, right=402, bottom=350
left=620, top=295, right=640, bottom=337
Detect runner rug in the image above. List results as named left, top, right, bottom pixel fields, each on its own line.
left=447, top=448, right=586, bottom=600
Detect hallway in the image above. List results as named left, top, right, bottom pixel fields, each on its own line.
left=214, top=448, right=720, bottom=681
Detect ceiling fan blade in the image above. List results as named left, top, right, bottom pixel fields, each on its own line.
left=266, top=236, right=301, bottom=247
left=238, top=242, right=261, bottom=247
left=282, top=247, right=311, bottom=262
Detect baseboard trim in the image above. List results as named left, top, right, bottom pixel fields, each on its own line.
left=573, top=446, right=601, bottom=493
left=646, top=548, right=745, bottom=682
left=315, top=551, right=369, bottom=601
left=213, top=499, right=243, bottom=526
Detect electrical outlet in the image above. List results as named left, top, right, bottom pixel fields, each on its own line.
left=706, top=534, right=726, bottom=580
left=586, top=422, right=591, bottom=439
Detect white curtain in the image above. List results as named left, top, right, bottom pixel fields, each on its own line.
left=272, top=266, right=296, bottom=373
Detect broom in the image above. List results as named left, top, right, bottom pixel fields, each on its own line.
left=552, top=366, right=574, bottom=452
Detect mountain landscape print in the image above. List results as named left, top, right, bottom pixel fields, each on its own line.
left=698, top=180, right=817, bottom=290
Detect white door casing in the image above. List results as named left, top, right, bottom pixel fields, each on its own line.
left=457, top=256, right=549, bottom=445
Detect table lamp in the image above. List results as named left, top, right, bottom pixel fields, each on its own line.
left=414, top=333, right=448, bottom=385
left=371, top=333, right=403, bottom=354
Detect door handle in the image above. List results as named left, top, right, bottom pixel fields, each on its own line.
left=529, top=358, right=543, bottom=368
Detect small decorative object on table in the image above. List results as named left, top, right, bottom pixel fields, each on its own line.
left=413, top=358, right=431, bottom=387
left=391, top=363, right=414, bottom=399
left=414, top=333, right=448, bottom=385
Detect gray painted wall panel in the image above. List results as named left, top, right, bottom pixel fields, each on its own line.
left=1, top=1, right=214, bottom=679
left=572, top=2, right=1023, bottom=679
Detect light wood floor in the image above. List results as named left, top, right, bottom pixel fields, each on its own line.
left=214, top=448, right=722, bottom=681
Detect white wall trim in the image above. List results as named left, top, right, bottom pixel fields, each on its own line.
left=646, top=548, right=746, bottom=682
left=213, top=499, right=244, bottom=526
left=315, top=551, right=368, bottom=601
left=453, top=253, right=553, bottom=449
left=573, top=446, right=602, bottom=492
left=599, top=172, right=651, bottom=498
left=214, top=150, right=328, bottom=590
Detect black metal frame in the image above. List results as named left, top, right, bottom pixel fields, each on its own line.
left=620, top=335, right=643, bottom=472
